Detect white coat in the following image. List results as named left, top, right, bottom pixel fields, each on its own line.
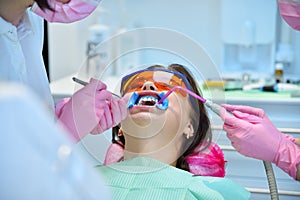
left=0, top=9, right=54, bottom=111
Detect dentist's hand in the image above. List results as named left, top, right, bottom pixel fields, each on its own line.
left=221, top=104, right=300, bottom=180
left=55, top=78, right=127, bottom=142
left=90, top=96, right=127, bottom=135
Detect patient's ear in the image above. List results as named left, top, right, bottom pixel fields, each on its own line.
left=183, top=121, right=194, bottom=139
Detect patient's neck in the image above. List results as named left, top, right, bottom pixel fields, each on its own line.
left=124, top=134, right=181, bottom=167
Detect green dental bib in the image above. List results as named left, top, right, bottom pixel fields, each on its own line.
left=96, top=157, right=250, bottom=200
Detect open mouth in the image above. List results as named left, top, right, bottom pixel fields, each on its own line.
left=127, top=91, right=169, bottom=110
left=137, top=95, right=158, bottom=106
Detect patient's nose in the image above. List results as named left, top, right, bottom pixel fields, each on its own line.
left=142, top=81, right=158, bottom=91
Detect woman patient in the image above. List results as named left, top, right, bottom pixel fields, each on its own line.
left=97, top=64, right=250, bottom=199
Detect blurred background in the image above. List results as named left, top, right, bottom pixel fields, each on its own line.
left=47, top=0, right=300, bottom=83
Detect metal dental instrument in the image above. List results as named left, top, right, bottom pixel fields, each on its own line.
left=156, top=86, right=222, bottom=115
left=72, top=77, right=89, bottom=86
left=72, top=77, right=121, bottom=99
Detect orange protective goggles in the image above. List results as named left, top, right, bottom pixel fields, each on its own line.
left=120, top=68, right=191, bottom=96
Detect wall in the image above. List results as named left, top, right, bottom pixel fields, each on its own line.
left=48, top=0, right=221, bottom=81
left=48, top=0, right=300, bottom=82
left=48, top=8, right=101, bottom=81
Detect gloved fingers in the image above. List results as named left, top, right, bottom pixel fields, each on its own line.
left=74, top=78, right=108, bottom=99
left=95, top=89, right=113, bottom=102
left=94, top=100, right=107, bottom=110
left=105, top=104, right=113, bottom=128
left=110, top=99, right=122, bottom=126
left=90, top=105, right=111, bottom=134
left=99, top=105, right=113, bottom=131
left=222, top=111, right=252, bottom=136
left=224, top=129, right=242, bottom=153
left=222, top=113, right=239, bottom=136
left=221, top=110, right=241, bottom=126
left=223, top=118, right=248, bottom=137
left=88, top=78, right=107, bottom=91
left=224, top=123, right=248, bottom=153
left=111, top=98, right=128, bottom=124
left=221, top=104, right=265, bottom=118
left=119, top=98, right=128, bottom=120
left=223, top=123, right=237, bottom=136
left=283, top=134, right=297, bottom=144
left=94, top=105, right=106, bottom=119
left=232, top=110, right=263, bottom=124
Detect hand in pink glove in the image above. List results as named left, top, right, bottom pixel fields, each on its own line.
left=278, top=0, right=300, bottom=31
left=31, top=0, right=99, bottom=23
left=55, top=78, right=127, bottom=143
left=221, top=104, right=300, bottom=180
left=90, top=97, right=127, bottom=134
left=222, top=104, right=296, bottom=143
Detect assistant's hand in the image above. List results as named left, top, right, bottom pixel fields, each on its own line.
left=222, top=104, right=297, bottom=142
left=31, top=0, right=98, bottom=23
left=221, top=104, right=283, bottom=161
left=55, top=78, right=127, bottom=142
left=221, top=104, right=300, bottom=180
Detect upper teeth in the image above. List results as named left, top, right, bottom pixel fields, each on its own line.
left=137, top=96, right=158, bottom=105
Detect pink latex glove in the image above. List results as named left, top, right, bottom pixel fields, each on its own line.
left=31, top=0, right=99, bottom=23
left=221, top=104, right=300, bottom=179
left=278, top=0, right=300, bottom=31
left=90, top=98, right=127, bottom=134
left=55, top=78, right=127, bottom=143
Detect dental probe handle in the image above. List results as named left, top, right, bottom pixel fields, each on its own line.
left=205, top=100, right=223, bottom=117
left=157, top=86, right=206, bottom=104
left=72, top=77, right=121, bottom=98
left=156, top=86, right=223, bottom=117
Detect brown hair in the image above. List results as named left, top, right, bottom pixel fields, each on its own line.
left=112, top=64, right=212, bottom=172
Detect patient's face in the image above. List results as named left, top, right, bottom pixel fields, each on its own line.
left=121, top=80, right=192, bottom=152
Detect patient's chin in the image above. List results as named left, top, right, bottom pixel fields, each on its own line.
left=130, top=113, right=152, bottom=127
left=121, top=111, right=168, bottom=139
left=129, top=111, right=164, bottom=127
